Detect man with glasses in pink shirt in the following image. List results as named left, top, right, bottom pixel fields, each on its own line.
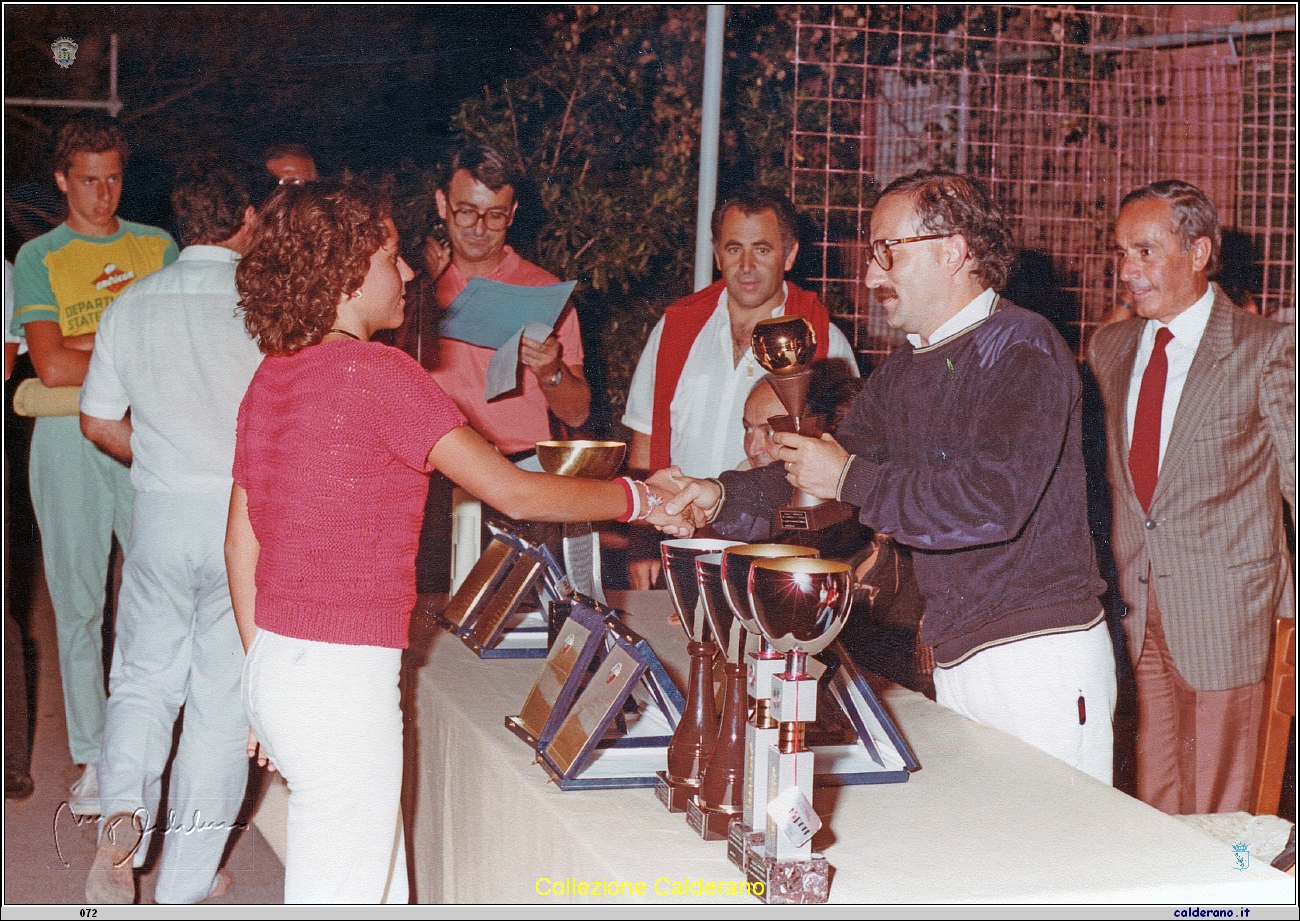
left=428, top=143, right=589, bottom=451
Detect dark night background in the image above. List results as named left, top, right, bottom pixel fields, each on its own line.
left=5, top=6, right=550, bottom=251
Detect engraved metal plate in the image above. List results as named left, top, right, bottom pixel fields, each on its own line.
left=443, top=538, right=517, bottom=632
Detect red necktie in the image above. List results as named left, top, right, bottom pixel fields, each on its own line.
left=1129, top=326, right=1174, bottom=512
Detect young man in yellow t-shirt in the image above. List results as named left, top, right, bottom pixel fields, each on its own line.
left=10, top=113, right=176, bottom=815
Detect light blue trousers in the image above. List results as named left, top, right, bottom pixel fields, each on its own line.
left=29, top=415, right=133, bottom=765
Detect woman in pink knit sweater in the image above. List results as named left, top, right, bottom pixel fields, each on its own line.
left=225, top=181, right=669, bottom=903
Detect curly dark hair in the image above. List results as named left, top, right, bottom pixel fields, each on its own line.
left=53, top=112, right=131, bottom=176
left=236, top=180, right=391, bottom=356
left=877, top=171, right=1016, bottom=290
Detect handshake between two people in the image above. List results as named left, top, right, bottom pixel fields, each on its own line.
left=643, top=431, right=852, bottom=538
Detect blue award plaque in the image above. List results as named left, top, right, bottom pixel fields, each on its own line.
left=537, top=613, right=686, bottom=791
left=506, top=598, right=610, bottom=749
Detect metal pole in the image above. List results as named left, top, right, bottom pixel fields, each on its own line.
left=5, top=33, right=124, bottom=117
left=694, top=5, right=726, bottom=292
left=108, top=33, right=121, bottom=117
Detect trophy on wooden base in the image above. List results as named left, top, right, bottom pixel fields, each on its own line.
left=719, top=543, right=819, bottom=870
left=745, top=556, right=853, bottom=904
left=536, top=440, right=626, bottom=604
left=750, top=316, right=852, bottom=531
left=654, top=538, right=741, bottom=813
left=686, top=551, right=748, bottom=840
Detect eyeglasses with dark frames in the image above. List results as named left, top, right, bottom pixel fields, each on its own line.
left=449, top=207, right=512, bottom=231
left=869, top=233, right=955, bottom=271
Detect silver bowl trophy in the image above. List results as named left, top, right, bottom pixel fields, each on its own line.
left=536, top=440, right=626, bottom=604
left=719, top=543, right=818, bottom=869
left=750, top=316, right=852, bottom=531
left=654, top=538, right=741, bottom=812
left=745, top=556, right=853, bottom=904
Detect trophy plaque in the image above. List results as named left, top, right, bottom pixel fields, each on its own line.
left=507, top=599, right=610, bottom=749
left=462, top=546, right=548, bottom=657
left=687, top=552, right=749, bottom=841
left=745, top=556, right=854, bottom=904
left=444, top=525, right=579, bottom=658
left=440, top=534, right=518, bottom=632
left=537, top=613, right=686, bottom=790
left=750, top=316, right=852, bottom=531
left=654, top=537, right=741, bottom=812
left=536, top=439, right=626, bottom=605
left=718, top=543, right=818, bottom=869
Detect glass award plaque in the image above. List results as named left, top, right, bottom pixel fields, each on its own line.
left=811, top=640, right=920, bottom=785
left=506, top=598, right=609, bottom=748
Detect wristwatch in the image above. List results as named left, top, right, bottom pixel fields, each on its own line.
left=542, top=366, right=564, bottom=389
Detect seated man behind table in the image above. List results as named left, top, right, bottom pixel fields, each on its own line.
left=622, top=185, right=857, bottom=587
left=396, top=144, right=589, bottom=599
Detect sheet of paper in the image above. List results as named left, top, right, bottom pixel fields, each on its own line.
left=441, top=277, right=576, bottom=350
left=485, top=321, right=555, bottom=401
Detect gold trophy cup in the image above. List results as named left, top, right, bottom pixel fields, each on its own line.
left=750, top=317, right=853, bottom=531
left=654, top=537, right=741, bottom=812
left=536, top=440, right=626, bottom=604
left=686, top=551, right=749, bottom=840
left=717, top=543, right=819, bottom=869
left=745, top=556, right=853, bottom=903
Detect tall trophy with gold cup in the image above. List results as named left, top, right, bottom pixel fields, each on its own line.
left=750, top=316, right=852, bottom=531
left=654, top=537, right=740, bottom=812
left=719, top=543, right=818, bottom=868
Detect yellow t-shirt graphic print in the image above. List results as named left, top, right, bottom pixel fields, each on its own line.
left=11, top=220, right=177, bottom=338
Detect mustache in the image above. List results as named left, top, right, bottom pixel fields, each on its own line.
left=873, top=286, right=898, bottom=302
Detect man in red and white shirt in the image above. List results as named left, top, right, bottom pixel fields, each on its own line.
left=623, top=186, right=856, bottom=478
left=622, top=186, right=856, bottom=586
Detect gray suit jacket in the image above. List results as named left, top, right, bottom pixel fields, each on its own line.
left=1088, top=286, right=1296, bottom=690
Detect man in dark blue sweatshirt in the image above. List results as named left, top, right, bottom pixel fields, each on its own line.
left=656, top=171, right=1114, bottom=783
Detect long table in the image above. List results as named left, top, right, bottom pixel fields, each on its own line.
left=406, top=590, right=1294, bottom=904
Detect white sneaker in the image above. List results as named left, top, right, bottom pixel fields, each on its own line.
left=69, top=763, right=101, bottom=817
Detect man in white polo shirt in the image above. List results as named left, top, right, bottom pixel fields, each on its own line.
left=80, top=159, right=263, bottom=904
left=623, top=186, right=856, bottom=479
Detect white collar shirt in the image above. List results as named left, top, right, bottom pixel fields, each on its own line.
left=906, top=288, right=997, bottom=349
left=79, top=245, right=264, bottom=494
left=622, top=282, right=858, bottom=478
left=1124, top=284, right=1215, bottom=471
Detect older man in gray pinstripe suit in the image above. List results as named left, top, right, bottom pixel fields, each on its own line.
left=1089, top=179, right=1295, bottom=815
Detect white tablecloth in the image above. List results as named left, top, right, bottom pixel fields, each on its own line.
left=404, top=591, right=1294, bottom=904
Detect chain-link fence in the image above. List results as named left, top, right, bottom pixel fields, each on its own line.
left=789, top=5, right=1295, bottom=361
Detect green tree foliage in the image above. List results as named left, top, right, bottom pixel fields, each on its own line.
left=447, top=5, right=800, bottom=428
